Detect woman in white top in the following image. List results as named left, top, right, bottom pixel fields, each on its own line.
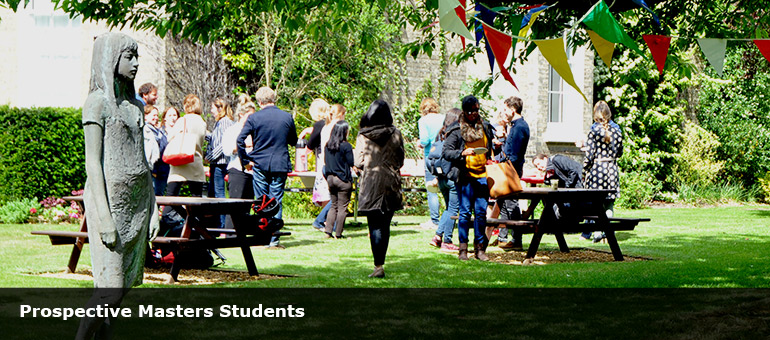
left=222, top=94, right=257, bottom=229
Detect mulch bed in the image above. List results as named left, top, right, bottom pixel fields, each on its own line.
left=33, top=268, right=287, bottom=285
left=479, top=247, right=650, bottom=265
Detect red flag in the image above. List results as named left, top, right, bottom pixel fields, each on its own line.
left=754, top=39, right=770, bottom=64
left=482, top=22, right=518, bottom=90
left=455, top=0, right=467, bottom=49
left=643, top=34, right=671, bottom=75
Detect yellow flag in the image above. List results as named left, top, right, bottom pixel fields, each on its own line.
left=587, top=30, right=615, bottom=68
left=534, top=37, right=589, bottom=103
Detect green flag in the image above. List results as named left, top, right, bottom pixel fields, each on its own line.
left=580, top=0, right=642, bottom=56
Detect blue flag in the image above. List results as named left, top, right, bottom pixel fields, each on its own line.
left=475, top=4, right=498, bottom=72
left=632, top=0, right=660, bottom=25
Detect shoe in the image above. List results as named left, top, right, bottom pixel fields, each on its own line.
left=312, top=222, right=325, bottom=232
left=324, top=232, right=333, bottom=239
left=593, top=232, right=607, bottom=243
left=368, top=266, right=385, bottom=278
left=429, top=235, right=442, bottom=248
left=267, top=244, right=285, bottom=250
left=498, top=241, right=523, bottom=251
left=334, top=234, right=346, bottom=239
left=440, top=242, right=459, bottom=252
left=458, top=243, right=469, bottom=261
left=474, top=243, right=489, bottom=261
left=489, top=238, right=500, bottom=247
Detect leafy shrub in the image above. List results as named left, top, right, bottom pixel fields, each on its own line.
left=677, top=183, right=758, bottom=206
left=281, top=177, right=322, bottom=219
left=0, top=106, right=86, bottom=203
left=759, top=172, right=770, bottom=203
left=0, top=198, right=40, bottom=224
left=616, top=171, right=660, bottom=209
left=671, top=122, right=724, bottom=187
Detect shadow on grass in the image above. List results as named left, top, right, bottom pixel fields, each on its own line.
left=746, top=208, right=770, bottom=218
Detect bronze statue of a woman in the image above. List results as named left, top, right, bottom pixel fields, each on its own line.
left=77, top=32, right=158, bottom=339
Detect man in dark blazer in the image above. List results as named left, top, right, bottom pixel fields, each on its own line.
left=237, top=86, right=298, bottom=249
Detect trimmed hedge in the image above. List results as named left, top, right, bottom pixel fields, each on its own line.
left=0, top=106, right=86, bottom=203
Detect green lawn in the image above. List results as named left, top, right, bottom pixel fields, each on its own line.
left=3, top=205, right=770, bottom=288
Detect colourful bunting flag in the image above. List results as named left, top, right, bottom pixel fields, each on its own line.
left=475, top=4, right=498, bottom=72
left=632, top=0, right=660, bottom=26
left=456, top=0, right=468, bottom=48
left=439, top=0, right=473, bottom=41
left=697, top=38, right=727, bottom=76
left=534, top=37, right=588, bottom=103
left=482, top=22, right=518, bottom=90
left=753, top=40, right=770, bottom=64
left=643, top=35, right=672, bottom=75
left=519, top=4, right=550, bottom=37
left=580, top=0, right=643, bottom=56
left=587, top=30, right=616, bottom=68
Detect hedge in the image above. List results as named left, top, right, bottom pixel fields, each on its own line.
left=0, top=105, right=86, bottom=203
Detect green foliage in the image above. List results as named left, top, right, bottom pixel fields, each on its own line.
left=758, top=172, right=770, bottom=203
left=219, top=0, right=401, bottom=141
left=282, top=178, right=322, bottom=220
left=0, top=106, right=86, bottom=203
left=0, top=198, right=39, bottom=224
left=696, top=44, right=770, bottom=186
left=616, top=171, right=660, bottom=209
left=671, top=122, right=723, bottom=187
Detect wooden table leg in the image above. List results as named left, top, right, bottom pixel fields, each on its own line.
left=521, top=198, right=540, bottom=220
left=605, top=231, right=624, bottom=261
left=554, top=232, right=570, bottom=253
left=232, top=214, right=259, bottom=276
left=525, top=231, right=544, bottom=261
left=66, top=218, right=88, bottom=273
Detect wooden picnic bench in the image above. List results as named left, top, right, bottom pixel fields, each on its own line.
left=32, top=196, right=290, bottom=282
left=453, top=188, right=650, bottom=262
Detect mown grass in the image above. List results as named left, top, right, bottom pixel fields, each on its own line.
left=3, top=205, right=770, bottom=288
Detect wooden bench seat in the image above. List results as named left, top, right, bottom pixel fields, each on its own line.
left=31, top=230, right=288, bottom=246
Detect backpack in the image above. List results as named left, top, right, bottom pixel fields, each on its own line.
left=426, top=140, right=451, bottom=178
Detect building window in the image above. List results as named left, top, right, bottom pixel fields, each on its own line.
left=547, top=66, right=563, bottom=123
left=17, top=0, right=83, bottom=108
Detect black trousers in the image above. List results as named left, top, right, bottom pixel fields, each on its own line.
left=225, top=169, right=254, bottom=229
left=367, top=211, right=393, bottom=266
left=326, top=175, right=352, bottom=237
left=162, top=181, right=203, bottom=220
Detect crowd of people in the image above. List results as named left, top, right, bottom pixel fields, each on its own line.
left=139, top=82, right=622, bottom=276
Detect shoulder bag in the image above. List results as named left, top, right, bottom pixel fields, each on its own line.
left=162, top=118, right=195, bottom=166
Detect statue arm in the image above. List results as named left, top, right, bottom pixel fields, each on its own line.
left=83, top=99, right=118, bottom=249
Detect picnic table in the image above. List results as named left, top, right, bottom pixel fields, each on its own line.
left=458, top=187, right=649, bottom=263
left=31, top=196, right=290, bottom=282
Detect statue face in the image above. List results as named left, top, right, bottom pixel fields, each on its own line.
left=117, top=49, right=139, bottom=80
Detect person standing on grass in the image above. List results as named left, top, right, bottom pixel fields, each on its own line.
left=581, top=100, right=623, bottom=242
left=205, top=97, right=236, bottom=229
left=236, top=86, right=298, bottom=249
left=355, top=99, right=405, bottom=278
left=222, top=95, right=258, bottom=229
left=300, top=98, right=332, bottom=232
left=418, top=97, right=444, bottom=230
left=323, top=119, right=354, bottom=239
left=426, top=108, right=462, bottom=252
left=495, top=96, right=530, bottom=251
left=442, top=95, right=496, bottom=261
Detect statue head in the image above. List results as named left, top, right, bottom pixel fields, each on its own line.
left=89, top=33, right=140, bottom=104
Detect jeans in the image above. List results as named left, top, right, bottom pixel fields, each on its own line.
left=313, top=200, right=331, bottom=228
left=497, top=198, right=522, bottom=243
left=425, top=167, right=440, bottom=225
left=458, top=177, right=489, bottom=245
left=210, top=164, right=228, bottom=228
left=252, top=168, right=287, bottom=246
left=436, top=177, right=459, bottom=243
left=326, top=175, right=352, bottom=237
left=153, top=172, right=168, bottom=196
left=367, top=211, right=393, bottom=266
